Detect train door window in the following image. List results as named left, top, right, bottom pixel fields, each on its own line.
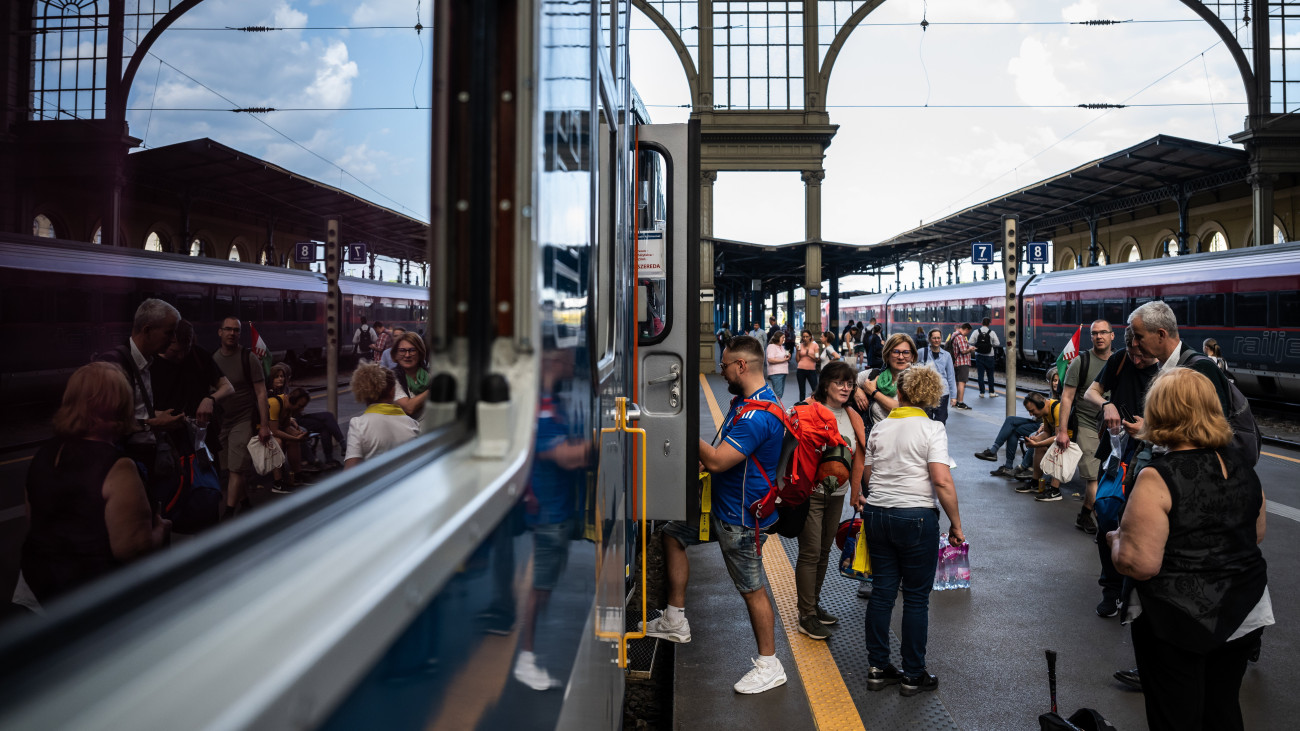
left=636, top=147, right=669, bottom=343
left=1042, top=301, right=1058, bottom=324
left=1103, top=300, right=1125, bottom=327
left=238, top=296, right=260, bottom=323
left=1232, top=292, right=1269, bottom=327
left=1278, top=291, right=1300, bottom=327
left=1164, top=296, right=1189, bottom=325
left=262, top=298, right=281, bottom=322
left=1080, top=301, right=1100, bottom=323
left=1194, top=294, right=1225, bottom=327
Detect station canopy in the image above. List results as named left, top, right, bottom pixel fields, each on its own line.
left=710, top=135, right=1250, bottom=293
left=126, top=138, right=428, bottom=262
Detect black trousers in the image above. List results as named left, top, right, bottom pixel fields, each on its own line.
left=796, top=368, right=818, bottom=401
left=1131, top=615, right=1262, bottom=731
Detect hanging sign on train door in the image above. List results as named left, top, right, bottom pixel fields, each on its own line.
left=293, top=242, right=317, bottom=263
left=1027, top=242, right=1049, bottom=265
left=971, top=242, right=994, bottom=265
left=637, top=230, right=666, bottom=279
left=346, top=242, right=368, bottom=264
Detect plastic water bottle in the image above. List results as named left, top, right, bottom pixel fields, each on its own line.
left=953, top=543, right=971, bottom=589
left=934, top=534, right=951, bottom=591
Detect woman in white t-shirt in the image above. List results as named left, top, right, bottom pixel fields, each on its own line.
left=852, top=365, right=965, bottom=697
left=344, top=363, right=420, bottom=469
left=817, top=330, right=840, bottom=370
left=765, top=331, right=791, bottom=403
left=793, top=360, right=865, bottom=640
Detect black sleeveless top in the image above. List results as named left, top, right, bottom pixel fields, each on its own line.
left=22, top=438, right=125, bottom=603
left=1136, top=448, right=1267, bottom=652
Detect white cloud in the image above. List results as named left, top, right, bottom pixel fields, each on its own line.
left=305, top=40, right=358, bottom=108
left=1008, top=37, right=1072, bottom=106
left=351, top=0, right=423, bottom=27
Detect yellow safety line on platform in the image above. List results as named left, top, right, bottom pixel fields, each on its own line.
left=1262, top=450, right=1300, bottom=465
left=699, top=373, right=723, bottom=428
left=0, top=455, right=31, bottom=467
left=764, top=542, right=866, bottom=730
left=702, top=387, right=863, bottom=731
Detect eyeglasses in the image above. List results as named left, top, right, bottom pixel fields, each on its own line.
left=889, top=349, right=914, bottom=357
left=829, top=379, right=854, bottom=388
left=721, top=358, right=747, bottom=371
left=1091, top=330, right=1112, bottom=336
left=220, top=327, right=241, bottom=333
left=395, top=348, right=419, bottom=355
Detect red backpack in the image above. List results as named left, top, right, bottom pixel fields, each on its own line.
left=730, top=398, right=849, bottom=553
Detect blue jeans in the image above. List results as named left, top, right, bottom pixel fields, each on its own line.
left=767, top=373, right=787, bottom=402
left=992, top=416, right=1038, bottom=468
left=863, top=505, right=939, bottom=676
left=663, top=517, right=767, bottom=595
left=974, top=353, right=996, bottom=394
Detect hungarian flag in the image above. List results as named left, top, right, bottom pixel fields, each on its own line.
left=250, top=322, right=272, bottom=378
left=1056, top=325, right=1082, bottom=385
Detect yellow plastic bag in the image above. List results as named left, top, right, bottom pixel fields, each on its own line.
left=852, top=520, right=870, bottom=574
left=698, top=472, right=711, bottom=541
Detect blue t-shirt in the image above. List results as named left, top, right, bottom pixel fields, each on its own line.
left=713, top=385, right=785, bottom=529
left=527, top=396, right=580, bottom=526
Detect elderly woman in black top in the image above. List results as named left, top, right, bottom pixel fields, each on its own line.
left=1109, top=367, right=1271, bottom=731
left=23, top=362, right=170, bottom=603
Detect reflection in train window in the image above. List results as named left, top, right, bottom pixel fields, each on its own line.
left=637, top=147, right=670, bottom=344
left=1233, top=292, right=1269, bottom=327
left=1279, top=291, right=1300, bottom=327
left=1195, top=294, right=1225, bottom=327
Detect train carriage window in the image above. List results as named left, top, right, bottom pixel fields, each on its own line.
left=283, top=299, right=298, bottom=322
left=1061, top=300, right=1077, bottom=326
left=992, top=306, right=1003, bottom=320
left=214, top=295, right=234, bottom=320
left=1194, top=294, right=1225, bottom=327
left=1233, top=292, right=1269, bottom=327
left=1104, top=300, right=1125, bottom=327
left=1278, top=291, right=1300, bottom=328
left=262, top=298, right=281, bottom=322
left=301, top=300, right=318, bottom=322
left=175, top=294, right=209, bottom=323
left=1042, top=301, right=1058, bottom=324
left=1080, top=301, right=1100, bottom=324
left=238, top=297, right=260, bottom=323
left=1163, top=297, right=1189, bottom=326
left=2, top=286, right=42, bottom=323
left=56, top=293, right=89, bottom=323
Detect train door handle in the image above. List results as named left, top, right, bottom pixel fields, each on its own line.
left=648, top=364, right=680, bottom=385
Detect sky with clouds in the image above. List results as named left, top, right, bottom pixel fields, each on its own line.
left=125, top=0, right=1251, bottom=287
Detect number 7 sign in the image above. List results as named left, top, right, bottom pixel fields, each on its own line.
left=346, top=242, right=368, bottom=264
left=971, top=242, right=994, bottom=264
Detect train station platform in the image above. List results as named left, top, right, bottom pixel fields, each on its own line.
left=669, top=372, right=1299, bottom=730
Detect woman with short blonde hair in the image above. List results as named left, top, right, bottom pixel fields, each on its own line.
left=1110, top=367, right=1270, bottom=730
left=345, top=363, right=419, bottom=468
left=24, top=363, right=169, bottom=603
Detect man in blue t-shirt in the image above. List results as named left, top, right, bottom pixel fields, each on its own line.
left=645, top=335, right=789, bottom=696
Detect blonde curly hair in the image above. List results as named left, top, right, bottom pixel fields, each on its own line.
left=897, top=364, right=942, bottom=409
left=351, top=363, right=396, bottom=405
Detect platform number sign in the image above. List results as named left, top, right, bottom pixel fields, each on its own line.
left=971, top=242, right=994, bottom=265
left=346, top=242, right=368, bottom=264
left=293, top=242, right=316, bottom=264
left=1027, top=242, right=1049, bottom=265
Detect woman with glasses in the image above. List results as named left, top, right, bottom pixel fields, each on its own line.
left=854, top=366, right=964, bottom=697
left=766, top=331, right=791, bottom=403
left=794, top=330, right=820, bottom=401
left=391, top=332, right=430, bottom=419
left=793, top=361, right=865, bottom=641
left=855, top=333, right=918, bottom=426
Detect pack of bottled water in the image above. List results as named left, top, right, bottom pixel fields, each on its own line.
left=933, top=534, right=970, bottom=591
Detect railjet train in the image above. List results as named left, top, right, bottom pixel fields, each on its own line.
left=0, top=1, right=700, bottom=728
left=830, top=242, right=1300, bottom=400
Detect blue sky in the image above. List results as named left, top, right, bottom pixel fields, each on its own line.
left=126, top=1, right=1250, bottom=288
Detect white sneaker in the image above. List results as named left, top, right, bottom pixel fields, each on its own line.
left=513, top=651, right=562, bottom=691
left=734, top=656, right=787, bottom=694
left=645, top=615, right=691, bottom=643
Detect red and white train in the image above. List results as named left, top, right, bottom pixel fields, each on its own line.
left=0, top=235, right=428, bottom=403
left=829, top=242, right=1300, bottom=401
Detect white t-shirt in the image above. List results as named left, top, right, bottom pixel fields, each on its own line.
left=864, top=409, right=950, bottom=510
left=345, top=408, right=419, bottom=462
left=818, top=343, right=839, bottom=369
left=825, top=402, right=858, bottom=498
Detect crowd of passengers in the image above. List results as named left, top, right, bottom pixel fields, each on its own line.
left=17, top=301, right=427, bottom=612
left=682, top=301, right=1270, bottom=730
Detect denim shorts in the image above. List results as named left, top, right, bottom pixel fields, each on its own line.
left=531, top=519, right=574, bottom=591
left=663, top=517, right=767, bottom=595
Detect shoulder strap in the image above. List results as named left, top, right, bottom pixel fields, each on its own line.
left=1115, top=351, right=1127, bottom=377
left=238, top=346, right=253, bottom=389
left=115, top=344, right=155, bottom=417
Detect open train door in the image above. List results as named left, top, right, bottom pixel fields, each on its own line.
left=635, top=121, right=700, bottom=521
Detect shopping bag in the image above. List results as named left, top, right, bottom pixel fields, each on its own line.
left=1042, top=442, right=1082, bottom=483
left=248, top=435, right=285, bottom=476
left=837, top=513, right=870, bottom=580
left=852, top=519, right=870, bottom=574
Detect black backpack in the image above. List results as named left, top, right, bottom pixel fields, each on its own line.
left=357, top=325, right=373, bottom=353
left=943, top=332, right=958, bottom=358
left=974, top=327, right=993, bottom=354
left=1178, top=350, right=1261, bottom=467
